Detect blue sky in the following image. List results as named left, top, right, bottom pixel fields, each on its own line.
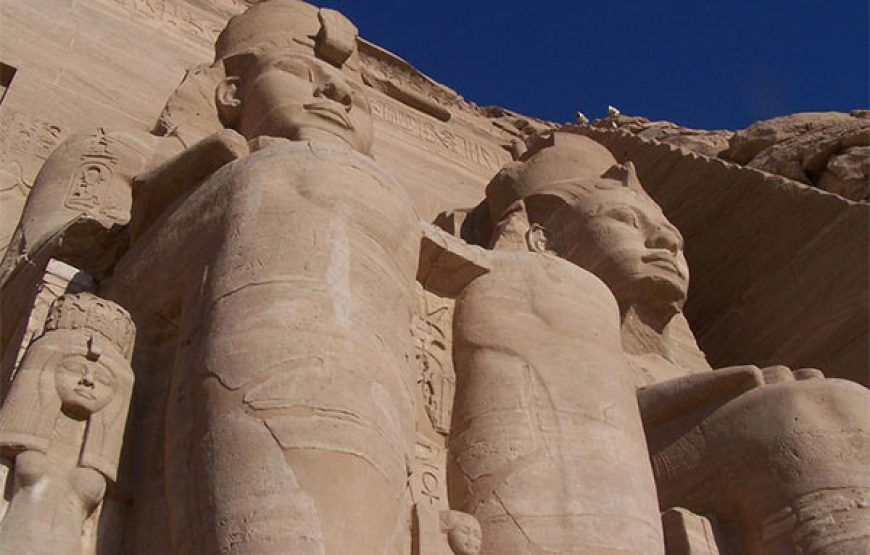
left=319, top=1, right=869, bottom=131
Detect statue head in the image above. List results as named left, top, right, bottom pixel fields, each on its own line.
left=485, top=132, right=688, bottom=318
left=213, top=0, right=374, bottom=154
left=0, top=293, right=135, bottom=481
left=440, top=510, right=482, bottom=555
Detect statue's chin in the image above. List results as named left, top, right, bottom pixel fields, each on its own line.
left=615, top=275, right=687, bottom=325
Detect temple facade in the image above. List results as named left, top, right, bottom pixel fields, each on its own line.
left=0, top=1, right=867, bottom=553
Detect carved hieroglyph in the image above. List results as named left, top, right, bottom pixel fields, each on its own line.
left=0, top=293, right=135, bottom=555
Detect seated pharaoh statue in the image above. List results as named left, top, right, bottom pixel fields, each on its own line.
left=445, top=130, right=870, bottom=555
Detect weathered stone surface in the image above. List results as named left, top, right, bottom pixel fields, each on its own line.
left=726, top=111, right=870, bottom=201
left=726, top=111, right=862, bottom=163
left=0, top=2, right=868, bottom=554
left=661, top=507, right=720, bottom=555
left=593, top=113, right=733, bottom=158
left=818, top=145, right=870, bottom=201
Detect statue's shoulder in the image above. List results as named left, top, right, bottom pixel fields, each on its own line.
left=460, top=250, right=620, bottom=318
left=490, top=250, right=616, bottom=295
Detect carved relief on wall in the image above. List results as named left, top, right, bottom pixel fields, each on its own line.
left=370, top=97, right=512, bottom=172
left=62, top=129, right=128, bottom=222
left=412, top=290, right=456, bottom=436
left=0, top=98, right=66, bottom=255
left=0, top=162, right=31, bottom=251
left=0, top=110, right=64, bottom=166
left=410, top=436, right=448, bottom=511
left=359, top=42, right=472, bottom=115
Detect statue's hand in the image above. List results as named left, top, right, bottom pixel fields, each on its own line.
left=757, top=364, right=825, bottom=384
left=637, top=365, right=764, bottom=428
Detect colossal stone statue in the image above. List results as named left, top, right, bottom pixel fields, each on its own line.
left=446, top=130, right=870, bottom=554
left=0, top=292, right=135, bottom=555
left=447, top=133, right=669, bottom=554
left=104, top=2, right=420, bottom=553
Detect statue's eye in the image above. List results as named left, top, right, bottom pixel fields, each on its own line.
left=606, top=208, right=639, bottom=228
left=61, top=361, right=86, bottom=375
left=94, top=370, right=114, bottom=386
left=273, top=58, right=312, bottom=80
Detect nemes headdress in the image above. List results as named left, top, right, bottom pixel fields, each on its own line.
left=215, top=0, right=360, bottom=70
left=484, top=131, right=650, bottom=226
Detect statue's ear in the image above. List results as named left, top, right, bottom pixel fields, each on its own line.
left=215, top=76, right=242, bottom=126
left=525, top=223, right=551, bottom=254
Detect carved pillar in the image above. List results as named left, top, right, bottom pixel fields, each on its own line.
left=0, top=259, right=95, bottom=396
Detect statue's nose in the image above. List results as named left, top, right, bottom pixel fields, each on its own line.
left=647, top=226, right=681, bottom=253
left=314, top=70, right=353, bottom=110
left=79, top=368, right=95, bottom=388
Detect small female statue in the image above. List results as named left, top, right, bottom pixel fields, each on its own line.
left=0, top=292, right=135, bottom=555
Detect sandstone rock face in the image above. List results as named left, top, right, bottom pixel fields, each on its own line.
left=727, top=111, right=870, bottom=201
left=818, top=145, right=870, bottom=200
left=593, top=114, right=733, bottom=158
left=0, top=2, right=868, bottom=554
left=593, top=110, right=870, bottom=202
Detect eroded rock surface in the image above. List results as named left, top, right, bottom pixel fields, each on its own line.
left=592, top=110, right=870, bottom=202
left=728, top=110, right=870, bottom=201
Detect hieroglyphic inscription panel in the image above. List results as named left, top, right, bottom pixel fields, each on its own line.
left=0, top=110, right=64, bottom=169
left=63, top=128, right=126, bottom=220
left=371, top=98, right=511, bottom=172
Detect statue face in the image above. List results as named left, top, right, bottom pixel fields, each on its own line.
left=236, top=53, right=373, bottom=154
left=557, top=187, right=688, bottom=308
left=55, top=355, right=116, bottom=418
left=447, top=514, right=482, bottom=555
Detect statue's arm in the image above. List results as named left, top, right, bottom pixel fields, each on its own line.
left=637, top=364, right=828, bottom=428
left=636, top=365, right=764, bottom=428
left=130, top=128, right=249, bottom=239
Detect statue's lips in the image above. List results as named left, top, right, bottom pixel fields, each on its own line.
left=303, top=102, right=352, bottom=129
left=74, top=388, right=96, bottom=400
left=642, top=253, right=683, bottom=277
